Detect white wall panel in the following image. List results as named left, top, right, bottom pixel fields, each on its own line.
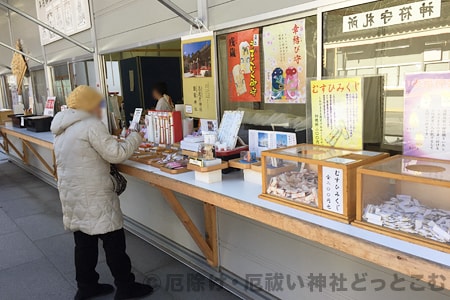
left=218, top=210, right=450, bottom=300
left=120, top=174, right=205, bottom=256
left=208, top=0, right=317, bottom=27
left=0, top=8, right=12, bottom=71
left=43, top=29, right=93, bottom=64
left=8, top=0, right=43, bottom=68
left=94, top=0, right=197, bottom=54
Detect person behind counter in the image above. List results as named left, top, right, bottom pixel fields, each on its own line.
left=50, top=85, right=154, bottom=300
left=152, top=82, right=174, bottom=111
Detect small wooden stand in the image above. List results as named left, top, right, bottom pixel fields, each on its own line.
left=160, top=166, right=191, bottom=174
left=228, top=158, right=256, bottom=170
left=187, top=161, right=229, bottom=183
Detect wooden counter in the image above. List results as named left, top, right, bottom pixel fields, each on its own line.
left=2, top=125, right=449, bottom=289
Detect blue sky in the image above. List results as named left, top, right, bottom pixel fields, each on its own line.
left=183, top=41, right=211, bottom=56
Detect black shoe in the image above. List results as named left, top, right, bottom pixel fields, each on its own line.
left=114, top=282, right=154, bottom=300
left=74, top=283, right=115, bottom=300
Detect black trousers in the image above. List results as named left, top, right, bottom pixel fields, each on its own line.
left=73, top=228, right=135, bottom=290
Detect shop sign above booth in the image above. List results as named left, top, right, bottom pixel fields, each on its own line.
left=343, top=0, right=441, bottom=33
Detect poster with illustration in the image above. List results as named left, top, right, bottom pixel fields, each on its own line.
left=181, top=32, right=217, bottom=119
left=263, top=19, right=306, bottom=104
left=226, top=28, right=261, bottom=102
left=311, top=77, right=363, bottom=150
left=403, top=72, right=450, bottom=159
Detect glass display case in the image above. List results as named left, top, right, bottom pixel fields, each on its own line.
left=260, top=144, right=389, bottom=222
left=355, top=155, right=450, bottom=252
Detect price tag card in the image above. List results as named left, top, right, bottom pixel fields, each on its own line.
left=322, top=167, right=344, bottom=214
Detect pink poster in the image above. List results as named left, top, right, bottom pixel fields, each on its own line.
left=403, top=72, right=450, bottom=158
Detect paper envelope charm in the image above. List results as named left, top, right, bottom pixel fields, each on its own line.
left=271, top=67, right=284, bottom=100
left=285, top=67, right=299, bottom=100
left=239, top=41, right=251, bottom=74
left=232, top=64, right=247, bottom=96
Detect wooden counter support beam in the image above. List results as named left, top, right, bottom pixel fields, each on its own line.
left=2, top=134, right=25, bottom=161
left=22, top=140, right=29, bottom=164
left=0, top=132, right=7, bottom=152
left=157, top=186, right=218, bottom=267
left=203, top=203, right=219, bottom=267
left=119, top=164, right=450, bottom=285
left=22, top=140, right=56, bottom=178
left=0, top=128, right=57, bottom=180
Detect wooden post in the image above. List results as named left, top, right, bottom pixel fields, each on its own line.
left=22, top=140, right=55, bottom=176
left=2, top=134, right=24, bottom=160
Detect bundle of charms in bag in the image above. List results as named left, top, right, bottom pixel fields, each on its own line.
left=145, top=111, right=183, bottom=145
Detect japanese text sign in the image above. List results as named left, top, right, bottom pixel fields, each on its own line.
left=226, top=28, right=261, bottom=102
left=36, top=0, right=92, bottom=45
left=311, top=77, right=363, bottom=150
left=403, top=72, right=450, bottom=159
left=44, top=97, right=56, bottom=117
left=263, top=19, right=307, bottom=104
left=322, top=167, right=344, bottom=215
left=343, top=0, right=441, bottom=32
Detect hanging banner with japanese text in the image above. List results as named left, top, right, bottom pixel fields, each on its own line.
left=343, top=0, right=441, bottom=32
left=226, top=28, right=261, bottom=102
left=311, top=77, right=363, bottom=150
left=181, top=32, right=217, bottom=119
left=403, top=72, right=450, bottom=159
left=263, top=19, right=307, bottom=104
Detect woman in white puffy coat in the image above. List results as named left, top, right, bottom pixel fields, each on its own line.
left=51, top=85, right=153, bottom=300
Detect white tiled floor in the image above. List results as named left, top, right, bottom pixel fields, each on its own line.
left=0, top=155, right=240, bottom=300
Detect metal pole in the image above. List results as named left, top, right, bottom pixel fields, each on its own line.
left=0, top=41, right=44, bottom=64
left=0, top=0, right=94, bottom=53
left=0, top=64, right=11, bottom=70
left=157, top=0, right=200, bottom=28
left=197, top=0, right=208, bottom=28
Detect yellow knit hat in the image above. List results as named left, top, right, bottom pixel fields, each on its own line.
left=66, top=85, right=103, bottom=112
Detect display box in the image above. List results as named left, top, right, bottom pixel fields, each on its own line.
left=25, top=116, right=53, bottom=132
left=355, top=155, right=450, bottom=252
left=8, top=114, right=35, bottom=128
left=260, top=144, right=389, bottom=222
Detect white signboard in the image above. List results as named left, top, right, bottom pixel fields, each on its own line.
left=44, top=96, right=56, bottom=117
left=36, top=0, right=91, bottom=45
left=322, top=167, right=344, bottom=215
left=249, top=130, right=297, bottom=157
left=343, top=0, right=441, bottom=32
left=217, top=111, right=244, bottom=150
left=130, top=108, right=143, bottom=130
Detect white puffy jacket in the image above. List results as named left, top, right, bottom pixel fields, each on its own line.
left=51, top=109, right=142, bottom=235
